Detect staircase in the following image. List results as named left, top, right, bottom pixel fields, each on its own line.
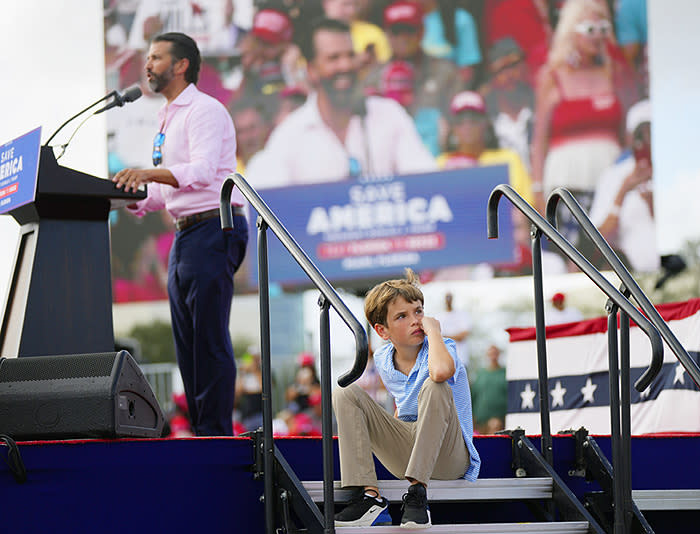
left=223, top=176, right=700, bottom=534
left=304, top=477, right=592, bottom=533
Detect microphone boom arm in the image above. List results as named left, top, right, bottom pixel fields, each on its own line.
left=44, top=90, right=117, bottom=147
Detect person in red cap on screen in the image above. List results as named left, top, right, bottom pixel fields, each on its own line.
left=234, top=8, right=303, bottom=110
left=437, top=90, right=534, bottom=204
left=379, top=60, right=416, bottom=108
left=364, top=0, right=461, bottom=156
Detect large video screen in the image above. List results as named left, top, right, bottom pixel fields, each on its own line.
left=105, top=0, right=651, bottom=301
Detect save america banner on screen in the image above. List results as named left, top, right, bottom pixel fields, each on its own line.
left=245, top=165, right=515, bottom=287
left=506, top=298, right=700, bottom=434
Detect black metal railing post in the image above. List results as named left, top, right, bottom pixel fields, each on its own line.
left=531, top=225, right=553, bottom=467
left=606, top=298, right=625, bottom=534
left=619, top=293, right=634, bottom=534
left=256, top=216, right=276, bottom=534
left=319, top=295, right=335, bottom=534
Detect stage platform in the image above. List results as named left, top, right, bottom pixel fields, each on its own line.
left=1, top=433, right=699, bottom=533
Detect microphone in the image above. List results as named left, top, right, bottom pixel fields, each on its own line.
left=93, top=86, right=143, bottom=114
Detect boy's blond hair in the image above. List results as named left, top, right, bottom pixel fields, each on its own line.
left=364, top=268, right=424, bottom=327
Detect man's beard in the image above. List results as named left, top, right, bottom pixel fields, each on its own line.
left=319, top=72, right=358, bottom=110
left=148, top=65, right=175, bottom=93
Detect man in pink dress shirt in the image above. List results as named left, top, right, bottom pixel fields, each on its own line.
left=113, top=32, right=247, bottom=436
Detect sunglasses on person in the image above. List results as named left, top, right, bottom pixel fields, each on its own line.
left=489, top=54, right=524, bottom=77
left=152, top=132, right=165, bottom=167
left=348, top=156, right=362, bottom=178
left=388, top=24, right=419, bottom=35
left=574, top=19, right=611, bottom=37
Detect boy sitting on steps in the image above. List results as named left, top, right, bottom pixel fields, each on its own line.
left=333, top=269, right=481, bottom=528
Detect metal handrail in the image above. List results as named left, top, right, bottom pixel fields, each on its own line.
left=546, top=187, right=700, bottom=389
left=490, top=184, right=661, bottom=534
left=220, top=174, right=368, bottom=386
left=488, top=184, right=664, bottom=391
left=221, top=173, right=368, bottom=534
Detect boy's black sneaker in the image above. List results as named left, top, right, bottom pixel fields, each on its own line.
left=400, top=483, right=431, bottom=529
left=335, top=488, right=392, bottom=527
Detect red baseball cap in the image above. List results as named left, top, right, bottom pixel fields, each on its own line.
left=449, top=91, right=487, bottom=115
left=252, top=9, right=293, bottom=45
left=383, top=1, right=424, bottom=29
left=298, top=352, right=315, bottom=367
left=381, top=60, right=415, bottom=107
left=552, top=292, right=565, bottom=304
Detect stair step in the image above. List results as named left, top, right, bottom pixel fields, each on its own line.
left=336, top=521, right=590, bottom=533
left=303, top=477, right=553, bottom=503
left=632, top=489, right=700, bottom=510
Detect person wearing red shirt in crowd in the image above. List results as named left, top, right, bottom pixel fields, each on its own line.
left=531, top=0, right=624, bottom=262
left=482, top=0, right=553, bottom=80
left=379, top=60, right=416, bottom=109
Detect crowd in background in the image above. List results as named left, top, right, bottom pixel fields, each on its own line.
left=168, top=341, right=512, bottom=437
left=165, top=289, right=594, bottom=437
left=106, top=0, right=655, bottom=292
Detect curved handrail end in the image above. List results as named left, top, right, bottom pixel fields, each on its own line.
left=487, top=185, right=510, bottom=239
left=545, top=190, right=563, bottom=227
left=337, top=328, right=369, bottom=388
left=219, top=174, right=236, bottom=231
left=634, top=334, right=664, bottom=392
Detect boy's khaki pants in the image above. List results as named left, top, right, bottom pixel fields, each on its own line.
left=332, top=379, right=470, bottom=488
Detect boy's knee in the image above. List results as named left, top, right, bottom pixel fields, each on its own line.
left=332, top=383, right=361, bottom=410
left=418, top=378, right=451, bottom=403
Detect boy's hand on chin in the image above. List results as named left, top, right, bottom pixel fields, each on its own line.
left=420, top=316, right=441, bottom=337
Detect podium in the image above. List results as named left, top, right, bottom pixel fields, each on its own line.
left=0, top=146, right=145, bottom=357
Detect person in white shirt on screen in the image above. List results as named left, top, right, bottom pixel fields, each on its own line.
left=589, top=99, right=658, bottom=273
left=246, top=17, right=436, bottom=189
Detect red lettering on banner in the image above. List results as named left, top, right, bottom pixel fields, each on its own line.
left=0, top=183, right=18, bottom=199
left=317, top=233, right=446, bottom=259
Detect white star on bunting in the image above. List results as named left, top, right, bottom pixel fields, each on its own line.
left=581, top=377, right=598, bottom=404
left=674, top=363, right=686, bottom=385
left=520, top=383, right=536, bottom=410
left=550, top=380, right=567, bottom=408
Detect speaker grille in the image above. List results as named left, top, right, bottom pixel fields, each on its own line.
left=0, top=352, right=117, bottom=382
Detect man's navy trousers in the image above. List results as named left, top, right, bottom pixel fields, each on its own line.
left=167, top=214, right=248, bottom=436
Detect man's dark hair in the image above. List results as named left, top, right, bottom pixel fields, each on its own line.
left=153, top=32, right=201, bottom=84
left=299, top=17, right=351, bottom=63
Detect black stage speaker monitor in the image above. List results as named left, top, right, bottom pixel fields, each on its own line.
left=0, top=351, right=165, bottom=440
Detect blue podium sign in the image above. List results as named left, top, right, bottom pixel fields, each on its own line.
left=248, top=165, right=514, bottom=287
left=0, top=127, right=42, bottom=215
